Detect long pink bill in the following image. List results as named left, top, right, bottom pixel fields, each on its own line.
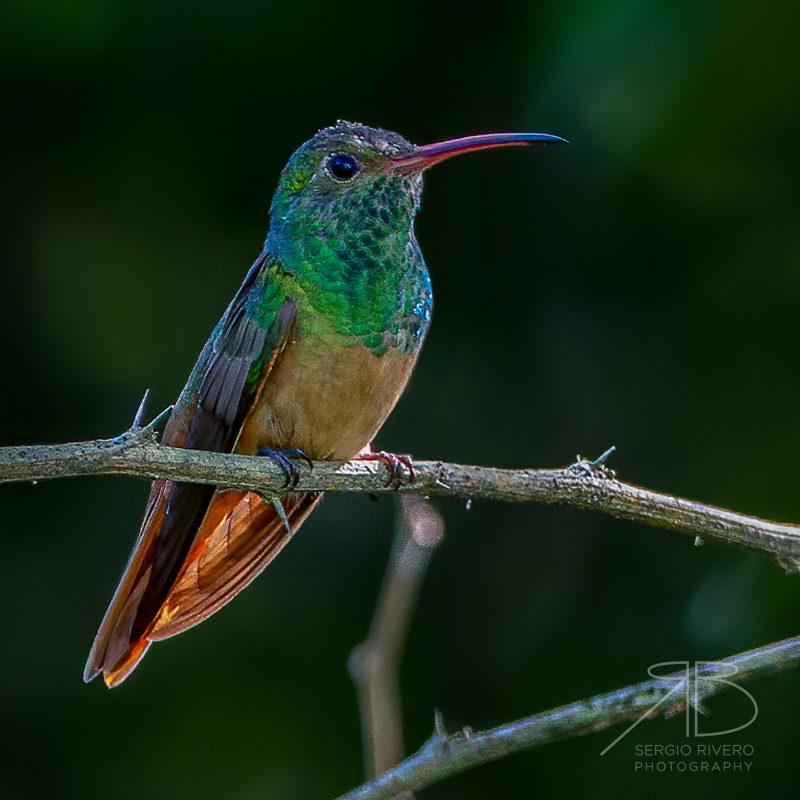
left=392, top=131, right=568, bottom=170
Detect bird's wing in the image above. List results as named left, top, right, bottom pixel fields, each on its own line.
left=84, top=253, right=305, bottom=685
left=147, top=490, right=320, bottom=642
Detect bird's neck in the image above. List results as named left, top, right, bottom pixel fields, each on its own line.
left=263, top=201, right=431, bottom=357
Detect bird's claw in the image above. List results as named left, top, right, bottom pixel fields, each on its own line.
left=359, top=450, right=415, bottom=488
left=259, top=448, right=313, bottom=489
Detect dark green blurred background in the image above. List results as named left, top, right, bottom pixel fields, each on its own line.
left=2, top=0, right=799, bottom=797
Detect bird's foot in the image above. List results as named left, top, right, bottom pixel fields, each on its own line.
left=258, top=448, right=313, bottom=489
left=357, top=449, right=415, bottom=489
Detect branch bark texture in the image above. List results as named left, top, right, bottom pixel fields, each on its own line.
left=334, top=635, right=800, bottom=800
left=2, top=427, right=800, bottom=573
left=3, top=427, right=800, bottom=797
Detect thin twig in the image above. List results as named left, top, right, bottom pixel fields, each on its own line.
left=335, top=635, right=800, bottom=800
left=1, top=429, right=799, bottom=573
left=348, top=497, right=445, bottom=786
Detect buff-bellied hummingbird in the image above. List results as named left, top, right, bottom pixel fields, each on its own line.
left=84, top=121, right=566, bottom=687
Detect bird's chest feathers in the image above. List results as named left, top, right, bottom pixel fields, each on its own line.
left=234, top=326, right=417, bottom=461
left=266, top=218, right=430, bottom=357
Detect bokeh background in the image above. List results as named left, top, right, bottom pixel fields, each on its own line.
left=2, top=0, right=799, bottom=797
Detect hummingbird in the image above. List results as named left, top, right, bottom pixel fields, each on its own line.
left=84, top=121, right=565, bottom=687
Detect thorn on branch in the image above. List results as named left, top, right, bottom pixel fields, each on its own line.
left=116, top=400, right=175, bottom=448
left=106, top=400, right=173, bottom=450
left=142, top=404, right=174, bottom=437
left=568, top=446, right=617, bottom=480
left=433, top=709, right=448, bottom=741
left=132, top=389, right=150, bottom=429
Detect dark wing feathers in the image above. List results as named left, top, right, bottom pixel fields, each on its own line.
left=198, top=296, right=269, bottom=429
left=138, top=256, right=295, bottom=638
left=148, top=492, right=321, bottom=641
left=134, top=482, right=216, bottom=641
left=85, top=253, right=298, bottom=682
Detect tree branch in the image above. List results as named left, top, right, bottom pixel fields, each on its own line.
left=2, top=425, right=799, bottom=573
left=335, top=634, right=800, bottom=800
left=4, top=425, right=799, bottom=796
left=348, top=496, right=445, bottom=787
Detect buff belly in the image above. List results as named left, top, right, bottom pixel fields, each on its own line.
left=234, top=336, right=418, bottom=461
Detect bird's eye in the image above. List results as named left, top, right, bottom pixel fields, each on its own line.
left=328, top=154, right=359, bottom=181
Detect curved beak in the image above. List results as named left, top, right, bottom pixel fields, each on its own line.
left=392, top=131, right=568, bottom=170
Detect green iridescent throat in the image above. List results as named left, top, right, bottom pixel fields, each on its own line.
left=264, top=154, right=431, bottom=357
